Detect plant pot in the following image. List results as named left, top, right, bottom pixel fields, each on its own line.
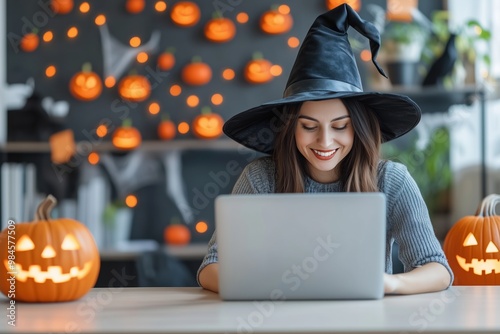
left=386, top=61, right=420, bottom=87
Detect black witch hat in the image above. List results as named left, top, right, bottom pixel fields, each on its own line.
left=223, top=4, right=421, bottom=154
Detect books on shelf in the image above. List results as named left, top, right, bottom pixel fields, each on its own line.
left=1, top=162, right=39, bottom=229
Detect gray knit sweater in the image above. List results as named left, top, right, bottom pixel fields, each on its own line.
left=197, top=156, right=453, bottom=285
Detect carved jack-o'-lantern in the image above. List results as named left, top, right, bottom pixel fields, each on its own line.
left=0, top=195, right=100, bottom=302
left=112, top=119, right=142, bottom=150
left=244, top=52, right=274, bottom=84
left=444, top=194, right=500, bottom=285
left=118, top=74, right=151, bottom=102
left=260, top=6, right=293, bottom=35
left=170, top=1, right=201, bottom=27
left=204, top=13, right=236, bottom=43
left=192, top=107, right=224, bottom=139
left=325, top=0, right=361, bottom=11
left=69, top=63, right=103, bottom=101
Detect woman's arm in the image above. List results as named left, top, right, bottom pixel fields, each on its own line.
left=198, top=263, right=219, bottom=293
left=384, top=262, right=451, bottom=295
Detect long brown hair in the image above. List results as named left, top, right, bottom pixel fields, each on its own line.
left=272, top=98, right=381, bottom=193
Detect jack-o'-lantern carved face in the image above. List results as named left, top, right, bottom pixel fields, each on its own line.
left=444, top=194, right=500, bottom=285
left=456, top=232, right=500, bottom=276
left=0, top=195, right=100, bottom=302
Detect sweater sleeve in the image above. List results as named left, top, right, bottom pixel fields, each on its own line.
left=382, top=161, right=454, bottom=286
left=196, top=157, right=275, bottom=285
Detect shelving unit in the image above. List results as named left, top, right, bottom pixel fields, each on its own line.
left=382, top=85, right=487, bottom=198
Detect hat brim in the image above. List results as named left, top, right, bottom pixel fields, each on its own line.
left=223, top=91, right=421, bottom=154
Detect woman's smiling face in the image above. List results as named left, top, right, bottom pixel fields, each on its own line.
left=294, top=99, right=354, bottom=183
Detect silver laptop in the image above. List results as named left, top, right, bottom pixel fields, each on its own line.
left=215, top=193, right=386, bottom=300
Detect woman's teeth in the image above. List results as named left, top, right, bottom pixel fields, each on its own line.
left=312, top=149, right=337, bottom=157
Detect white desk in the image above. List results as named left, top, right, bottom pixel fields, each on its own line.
left=2, top=286, right=499, bottom=333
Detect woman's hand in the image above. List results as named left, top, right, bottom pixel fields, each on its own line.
left=383, top=262, right=451, bottom=295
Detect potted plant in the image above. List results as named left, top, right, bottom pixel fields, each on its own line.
left=380, top=21, right=429, bottom=86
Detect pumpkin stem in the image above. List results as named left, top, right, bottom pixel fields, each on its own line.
left=82, top=62, right=92, bottom=72
left=475, top=194, right=500, bottom=217
left=201, top=106, right=212, bottom=114
left=122, top=118, right=133, bottom=127
left=35, top=195, right=58, bottom=221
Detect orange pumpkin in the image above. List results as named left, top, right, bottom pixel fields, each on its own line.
left=112, top=119, right=142, bottom=150
left=181, top=57, right=212, bottom=86
left=20, top=32, right=39, bottom=52
left=260, top=6, right=293, bottom=35
left=51, top=0, right=74, bottom=14
left=444, top=194, right=500, bottom=285
left=204, top=13, right=236, bottom=43
left=126, top=0, right=145, bottom=14
left=69, top=63, right=103, bottom=101
left=158, top=116, right=176, bottom=140
left=192, top=107, right=224, bottom=139
left=326, top=0, right=361, bottom=11
left=170, top=1, right=201, bottom=27
left=0, top=195, right=100, bottom=302
left=164, top=221, right=191, bottom=246
left=118, top=74, right=151, bottom=102
left=244, top=52, right=274, bottom=84
left=157, top=48, right=176, bottom=71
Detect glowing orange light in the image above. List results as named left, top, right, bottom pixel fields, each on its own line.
left=105, top=76, right=116, bottom=88
left=236, top=12, right=249, bottom=24
left=270, top=65, right=283, bottom=76
left=170, top=84, right=182, bottom=96
left=178, top=122, right=190, bottom=134
left=67, top=27, right=78, bottom=38
left=288, top=36, right=300, bottom=48
left=130, top=36, right=141, bottom=47
left=211, top=94, right=223, bottom=105
left=155, top=1, right=167, bottom=12
left=80, top=2, right=90, bottom=13
left=360, top=49, right=371, bottom=62
left=45, top=65, right=56, bottom=78
left=137, top=52, right=148, bottom=63
left=88, top=152, right=100, bottom=165
left=186, top=95, right=199, bottom=107
left=95, top=15, right=106, bottom=25
left=43, top=31, right=53, bottom=42
left=149, top=102, right=160, bottom=115
left=125, top=195, right=138, bottom=208
left=96, top=125, right=108, bottom=137
left=278, top=4, right=291, bottom=14
left=195, top=221, right=208, bottom=233
left=222, top=68, right=235, bottom=80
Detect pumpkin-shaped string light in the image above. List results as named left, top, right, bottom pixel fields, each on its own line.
left=326, top=0, right=361, bottom=11
left=204, top=11, right=236, bottom=43
left=157, top=47, right=176, bottom=71
left=51, top=0, right=74, bottom=15
left=20, top=29, right=40, bottom=52
left=126, top=0, right=145, bottom=14
left=244, top=52, right=274, bottom=84
left=157, top=113, right=177, bottom=140
left=181, top=56, right=212, bottom=86
left=260, top=4, right=293, bottom=35
left=444, top=194, right=500, bottom=285
left=112, top=119, right=142, bottom=150
left=170, top=1, right=200, bottom=27
left=192, top=106, right=224, bottom=140
left=69, top=62, right=103, bottom=101
left=0, top=195, right=100, bottom=302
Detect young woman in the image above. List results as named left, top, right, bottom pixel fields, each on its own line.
left=198, top=4, right=453, bottom=295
